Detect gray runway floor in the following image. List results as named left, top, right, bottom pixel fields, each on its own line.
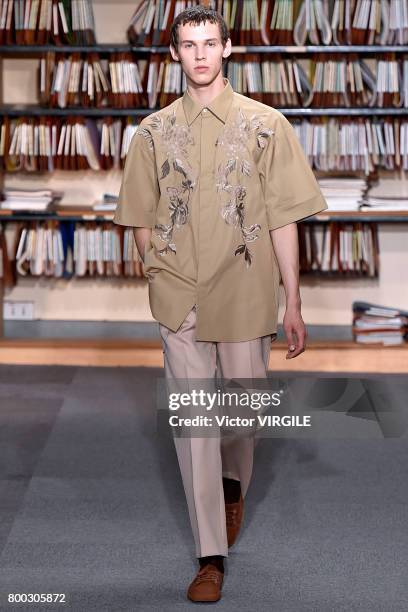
left=0, top=365, right=407, bottom=611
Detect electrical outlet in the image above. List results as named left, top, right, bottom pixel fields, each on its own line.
left=3, top=301, right=34, bottom=320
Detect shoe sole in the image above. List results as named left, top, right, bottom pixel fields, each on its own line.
left=187, top=595, right=222, bottom=603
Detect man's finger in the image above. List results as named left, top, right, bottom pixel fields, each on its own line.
left=286, top=329, right=306, bottom=359
left=285, top=327, right=296, bottom=352
left=286, top=345, right=305, bottom=359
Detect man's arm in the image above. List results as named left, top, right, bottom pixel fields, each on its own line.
left=112, top=125, right=158, bottom=244
left=269, top=223, right=306, bottom=359
left=132, top=227, right=152, bottom=263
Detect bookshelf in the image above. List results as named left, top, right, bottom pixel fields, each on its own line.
left=1, top=0, right=408, bottom=359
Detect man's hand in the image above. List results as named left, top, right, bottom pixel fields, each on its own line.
left=269, top=224, right=306, bottom=360
left=283, top=305, right=306, bottom=359
left=132, top=227, right=152, bottom=262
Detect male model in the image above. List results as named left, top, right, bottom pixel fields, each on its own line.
left=113, top=5, right=328, bottom=603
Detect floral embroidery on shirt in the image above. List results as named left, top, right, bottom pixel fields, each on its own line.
left=145, top=111, right=196, bottom=256
left=215, top=109, right=273, bottom=267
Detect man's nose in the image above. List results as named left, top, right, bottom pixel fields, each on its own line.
left=195, top=47, right=206, bottom=60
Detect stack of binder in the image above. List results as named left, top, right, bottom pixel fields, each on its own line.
left=0, top=117, right=142, bottom=172
left=0, top=0, right=97, bottom=45
left=0, top=223, right=14, bottom=287
left=12, top=219, right=145, bottom=279
left=125, top=0, right=408, bottom=47
left=55, top=117, right=100, bottom=170
left=41, top=51, right=148, bottom=108
left=291, top=117, right=408, bottom=173
left=41, top=52, right=110, bottom=108
left=298, top=222, right=379, bottom=276
left=127, top=0, right=177, bottom=46
left=332, top=0, right=408, bottom=46
left=99, top=119, right=123, bottom=170
left=3, top=0, right=408, bottom=48
left=2, top=113, right=406, bottom=175
left=127, top=0, right=272, bottom=46
left=11, top=49, right=408, bottom=111
left=99, top=120, right=138, bottom=170
left=15, top=220, right=66, bottom=277
left=226, top=53, right=311, bottom=106
left=352, top=301, right=408, bottom=345
left=308, top=55, right=376, bottom=108
left=73, top=222, right=144, bottom=277
left=123, top=226, right=144, bottom=277
left=109, top=52, right=145, bottom=108
left=74, top=222, right=121, bottom=277
left=146, top=53, right=185, bottom=107
left=294, top=0, right=332, bottom=45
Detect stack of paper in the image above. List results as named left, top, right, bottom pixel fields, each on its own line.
left=317, top=178, right=367, bottom=211
left=352, top=301, right=408, bottom=345
left=1, top=189, right=63, bottom=211
left=361, top=178, right=408, bottom=211
left=92, top=194, right=118, bottom=211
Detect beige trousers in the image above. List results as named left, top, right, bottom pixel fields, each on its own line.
left=159, top=305, right=272, bottom=558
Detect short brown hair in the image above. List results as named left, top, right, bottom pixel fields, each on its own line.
left=170, top=5, right=230, bottom=50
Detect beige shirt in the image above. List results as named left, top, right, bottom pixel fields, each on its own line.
left=113, top=77, right=328, bottom=341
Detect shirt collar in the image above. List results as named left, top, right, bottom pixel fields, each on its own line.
left=182, top=77, right=234, bottom=126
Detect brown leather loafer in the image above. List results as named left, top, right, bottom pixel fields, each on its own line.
left=187, top=563, right=224, bottom=602
left=226, top=493, right=244, bottom=547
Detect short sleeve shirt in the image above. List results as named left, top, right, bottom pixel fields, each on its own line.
left=113, top=77, right=328, bottom=341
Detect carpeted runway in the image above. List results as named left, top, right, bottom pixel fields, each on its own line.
left=0, top=365, right=407, bottom=611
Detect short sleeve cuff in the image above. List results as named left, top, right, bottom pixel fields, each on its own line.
left=267, top=193, right=328, bottom=231
left=112, top=209, right=155, bottom=228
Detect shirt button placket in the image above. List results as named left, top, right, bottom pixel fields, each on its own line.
left=196, top=108, right=213, bottom=338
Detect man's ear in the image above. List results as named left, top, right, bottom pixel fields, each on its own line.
left=169, top=44, right=179, bottom=62
left=222, top=38, right=232, bottom=59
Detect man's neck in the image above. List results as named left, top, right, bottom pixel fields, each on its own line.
left=185, top=73, right=226, bottom=107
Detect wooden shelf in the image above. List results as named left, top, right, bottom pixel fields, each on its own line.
left=0, top=337, right=406, bottom=372
left=1, top=104, right=408, bottom=117
left=0, top=104, right=151, bottom=117
left=308, top=210, right=408, bottom=222
left=1, top=44, right=408, bottom=54
left=0, top=208, right=407, bottom=224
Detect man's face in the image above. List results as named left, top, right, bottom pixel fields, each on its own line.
left=170, top=20, right=231, bottom=85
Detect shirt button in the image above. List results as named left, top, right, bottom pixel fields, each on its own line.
left=202, top=108, right=207, bottom=113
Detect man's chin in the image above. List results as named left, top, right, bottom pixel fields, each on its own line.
left=186, top=70, right=218, bottom=86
